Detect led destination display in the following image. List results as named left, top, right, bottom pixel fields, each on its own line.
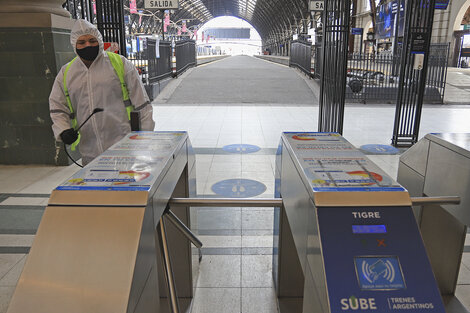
left=352, top=225, right=387, bottom=234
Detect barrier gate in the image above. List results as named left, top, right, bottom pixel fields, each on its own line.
left=7, top=132, right=200, bottom=313
left=6, top=131, right=463, bottom=313
left=273, top=132, right=457, bottom=313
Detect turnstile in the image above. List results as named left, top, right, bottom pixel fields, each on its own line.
left=398, top=133, right=470, bottom=313
left=7, top=131, right=199, bottom=313
left=274, top=132, right=446, bottom=313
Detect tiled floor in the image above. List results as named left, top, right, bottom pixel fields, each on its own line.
left=1, top=56, right=470, bottom=312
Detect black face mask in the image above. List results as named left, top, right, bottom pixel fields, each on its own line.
left=76, top=45, right=100, bottom=61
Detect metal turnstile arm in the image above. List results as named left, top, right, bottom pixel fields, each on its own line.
left=165, top=208, right=203, bottom=248
left=411, top=196, right=460, bottom=206
left=170, top=197, right=460, bottom=207
left=157, top=217, right=180, bottom=313
left=157, top=206, right=203, bottom=313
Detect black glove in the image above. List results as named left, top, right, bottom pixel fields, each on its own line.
left=60, top=128, right=78, bottom=145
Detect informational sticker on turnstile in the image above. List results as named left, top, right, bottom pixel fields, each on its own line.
left=283, top=132, right=404, bottom=192
left=317, top=206, right=445, bottom=312
left=56, top=132, right=187, bottom=191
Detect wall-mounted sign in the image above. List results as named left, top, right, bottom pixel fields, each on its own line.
left=351, top=28, right=363, bottom=35
left=309, top=0, right=324, bottom=11
left=411, top=32, right=429, bottom=54
left=144, top=0, right=179, bottom=9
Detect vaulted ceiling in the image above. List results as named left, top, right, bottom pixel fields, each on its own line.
left=138, top=0, right=311, bottom=43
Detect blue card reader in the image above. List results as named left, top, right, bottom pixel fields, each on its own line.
left=317, top=206, right=445, bottom=313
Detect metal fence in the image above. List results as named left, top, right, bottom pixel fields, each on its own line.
left=175, top=40, right=196, bottom=74
left=127, top=39, right=195, bottom=96
left=314, top=45, right=322, bottom=79
left=127, top=39, right=172, bottom=86
left=149, top=40, right=172, bottom=83
left=289, top=40, right=312, bottom=76
left=64, top=0, right=95, bottom=21
left=346, top=53, right=401, bottom=103
left=345, top=44, right=449, bottom=104
left=64, top=0, right=126, bottom=56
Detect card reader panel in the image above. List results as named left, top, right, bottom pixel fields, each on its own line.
left=317, top=206, right=445, bottom=313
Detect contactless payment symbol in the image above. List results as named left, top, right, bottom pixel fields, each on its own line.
left=354, top=257, right=406, bottom=290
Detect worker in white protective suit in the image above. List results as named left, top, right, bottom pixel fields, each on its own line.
left=49, top=19, right=155, bottom=165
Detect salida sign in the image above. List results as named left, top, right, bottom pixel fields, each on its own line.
left=144, top=0, right=179, bottom=9
left=309, top=0, right=324, bottom=11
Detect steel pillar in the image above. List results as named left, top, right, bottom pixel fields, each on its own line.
left=318, top=0, right=351, bottom=134
left=392, top=0, right=437, bottom=147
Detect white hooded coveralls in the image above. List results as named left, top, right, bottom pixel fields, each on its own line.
left=49, top=19, right=155, bottom=165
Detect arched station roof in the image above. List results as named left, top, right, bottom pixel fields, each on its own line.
left=134, top=0, right=311, bottom=43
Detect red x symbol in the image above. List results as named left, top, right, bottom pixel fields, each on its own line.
left=377, top=239, right=386, bottom=247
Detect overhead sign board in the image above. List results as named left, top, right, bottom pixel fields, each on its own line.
left=144, top=0, right=179, bottom=9
left=309, top=0, right=324, bottom=11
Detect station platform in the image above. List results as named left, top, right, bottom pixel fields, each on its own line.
left=1, top=55, right=470, bottom=313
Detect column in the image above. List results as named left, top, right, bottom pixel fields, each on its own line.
left=0, top=0, right=75, bottom=164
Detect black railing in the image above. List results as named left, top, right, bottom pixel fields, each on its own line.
left=64, top=0, right=95, bottom=21
left=175, top=40, right=196, bottom=74
left=425, top=43, right=450, bottom=103
left=95, top=0, right=127, bottom=57
left=64, top=0, right=126, bottom=56
left=346, top=44, right=449, bottom=104
left=289, top=40, right=312, bottom=76
left=127, top=39, right=172, bottom=85
left=346, top=53, right=401, bottom=103
left=314, top=45, right=322, bottom=79
left=149, top=40, right=172, bottom=83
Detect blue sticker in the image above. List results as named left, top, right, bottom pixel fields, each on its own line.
left=211, top=179, right=267, bottom=198
left=354, top=257, right=406, bottom=290
left=360, top=144, right=400, bottom=155
left=222, top=144, right=261, bottom=154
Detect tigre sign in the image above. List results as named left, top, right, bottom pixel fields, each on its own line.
left=144, top=0, right=179, bottom=9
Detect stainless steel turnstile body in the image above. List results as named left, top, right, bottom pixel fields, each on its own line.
left=398, top=133, right=470, bottom=313
left=7, top=131, right=198, bottom=313
left=274, top=132, right=445, bottom=313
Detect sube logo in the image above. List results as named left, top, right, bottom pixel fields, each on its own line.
left=341, top=296, right=377, bottom=310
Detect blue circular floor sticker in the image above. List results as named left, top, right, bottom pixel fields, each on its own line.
left=223, top=144, right=261, bottom=154
left=360, top=144, right=400, bottom=155
left=211, top=179, right=266, bottom=198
